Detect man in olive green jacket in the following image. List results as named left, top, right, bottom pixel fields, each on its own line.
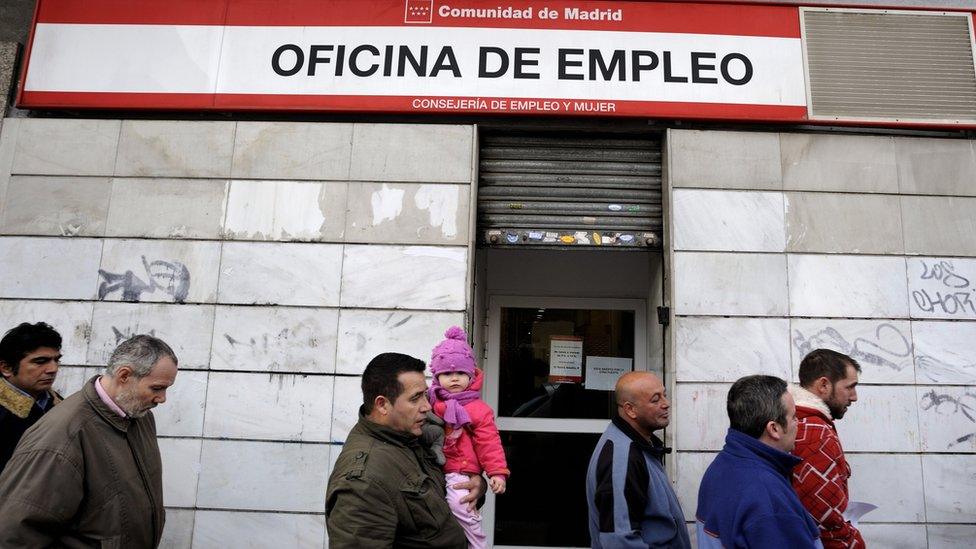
left=0, top=335, right=178, bottom=548
left=327, top=352, right=482, bottom=548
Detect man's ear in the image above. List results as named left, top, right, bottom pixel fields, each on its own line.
left=621, top=401, right=636, bottom=420
left=115, top=365, right=134, bottom=385
left=373, top=395, right=390, bottom=416
left=814, top=376, right=832, bottom=397
left=765, top=419, right=783, bottom=442
left=0, top=361, right=12, bottom=379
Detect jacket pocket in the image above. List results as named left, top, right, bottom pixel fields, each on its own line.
left=97, top=536, right=122, bottom=549
left=399, top=473, right=451, bottom=538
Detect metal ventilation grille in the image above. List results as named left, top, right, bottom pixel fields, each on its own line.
left=803, top=9, right=976, bottom=122
left=478, top=133, right=662, bottom=249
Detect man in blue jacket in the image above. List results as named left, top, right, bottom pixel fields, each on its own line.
left=586, top=371, right=690, bottom=548
left=696, top=375, right=823, bottom=548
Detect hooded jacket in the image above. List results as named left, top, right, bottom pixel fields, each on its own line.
left=0, top=378, right=61, bottom=472
left=585, top=413, right=690, bottom=549
left=0, top=376, right=165, bottom=548
left=791, top=385, right=864, bottom=549
left=696, top=428, right=823, bottom=549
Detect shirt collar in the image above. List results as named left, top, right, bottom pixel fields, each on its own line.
left=95, top=376, right=128, bottom=418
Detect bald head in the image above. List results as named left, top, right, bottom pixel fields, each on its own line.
left=615, top=372, right=670, bottom=439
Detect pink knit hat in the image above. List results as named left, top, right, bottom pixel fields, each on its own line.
left=429, top=326, right=477, bottom=377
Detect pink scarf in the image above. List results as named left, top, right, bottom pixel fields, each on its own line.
left=428, top=384, right=480, bottom=429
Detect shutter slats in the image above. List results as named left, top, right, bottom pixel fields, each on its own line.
left=478, top=133, right=662, bottom=249
left=803, top=9, right=976, bottom=122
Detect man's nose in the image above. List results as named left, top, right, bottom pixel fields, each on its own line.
left=156, top=392, right=167, bottom=404
left=420, top=399, right=431, bottom=413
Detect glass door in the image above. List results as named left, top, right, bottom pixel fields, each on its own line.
left=483, top=296, right=647, bottom=548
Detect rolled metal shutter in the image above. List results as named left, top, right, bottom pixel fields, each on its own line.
left=802, top=8, right=976, bottom=123
left=478, top=133, right=662, bottom=249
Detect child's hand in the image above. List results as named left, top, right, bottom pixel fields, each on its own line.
left=489, top=476, right=506, bottom=494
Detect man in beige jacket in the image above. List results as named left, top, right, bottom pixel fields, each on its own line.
left=0, top=334, right=178, bottom=548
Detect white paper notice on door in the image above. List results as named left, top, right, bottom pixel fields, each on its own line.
left=549, top=336, right=583, bottom=383
left=584, top=356, right=632, bottom=391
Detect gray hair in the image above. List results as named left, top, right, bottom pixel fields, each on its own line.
left=727, top=375, right=788, bottom=439
left=106, top=335, right=178, bottom=378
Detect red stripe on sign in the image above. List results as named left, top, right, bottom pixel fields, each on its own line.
left=19, top=90, right=809, bottom=122
left=34, top=0, right=801, bottom=37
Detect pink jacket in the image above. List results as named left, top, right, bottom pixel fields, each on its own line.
left=432, top=369, right=510, bottom=479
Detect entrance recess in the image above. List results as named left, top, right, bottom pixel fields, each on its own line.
left=484, top=295, right=647, bottom=548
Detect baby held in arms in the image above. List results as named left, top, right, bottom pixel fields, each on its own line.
left=427, top=327, right=510, bottom=549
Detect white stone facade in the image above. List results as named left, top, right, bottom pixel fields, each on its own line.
left=0, top=118, right=472, bottom=548
left=668, top=129, right=976, bottom=546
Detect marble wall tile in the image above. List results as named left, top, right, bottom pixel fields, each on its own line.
left=222, top=180, right=347, bottom=242
left=345, top=182, right=470, bottom=245
left=349, top=124, right=473, bottom=183
left=88, top=302, right=215, bottom=368
left=52, top=366, right=91, bottom=397
left=896, top=137, right=976, bottom=196
left=217, top=242, right=342, bottom=307
left=12, top=119, right=120, bottom=176
left=105, top=178, right=228, bottom=239
left=667, top=130, right=783, bottom=190
left=907, top=257, right=976, bottom=320
left=158, top=438, right=202, bottom=508
left=0, top=118, right=21, bottom=207
left=913, top=321, right=976, bottom=384
left=780, top=133, right=897, bottom=193
left=785, top=192, right=903, bottom=254
left=1, top=176, right=112, bottom=237
left=335, top=310, right=465, bottom=375
left=98, top=239, right=221, bottom=304
left=858, top=524, right=927, bottom=549
left=788, top=255, right=908, bottom=318
left=672, top=189, right=785, bottom=252
left=203, top=372, right=333, bottom=442
left=330, top=375, right=361, bottom=443
left=196, top=440, right=329, bottom=512
left=674, top=317, right=790, bottom=382
left=922, top=454, right=976, bottom=523
left=918, top=385, right=976, bottom=453
left=232, top=121, right=353, bottom=180
left=0, top=299, right=93, bottom=364
left=674, top=452, right=715, bottom=521
left=927, top=524, right=976, bottom=548
left=211, top=306, right=338, bottom=373
left=674, top=383, right=730, bottom=451
left=0, top=237, right=102, bottom=299
left=673, top=252, right=788, bottom=316
left=154, top=370, right=208, bottom=437
left=790, top=319, right=915, bottom=384
left=846, top=454, right=925, bottom=522
left=159, top=509, right=194, bottom=549
left=902, top=196, right=976, bottom=256
left=193, top=511, right=326, bottom=549
left=836, top=385, right=920, bottom=452
left=340, top=245, right=467, bottom=310
left=115, top=121, right=235, bottom=178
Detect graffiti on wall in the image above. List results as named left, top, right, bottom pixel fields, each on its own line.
left=909, top=258, right=976, bottom=318
left=98, top=256, right=190, bottom=303
left=793, top=322, right=912, bottom=373
left=920, top=388, right=976, bottom=450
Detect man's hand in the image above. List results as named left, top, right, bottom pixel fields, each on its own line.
left=454, top=474, right=487, bottom=512
left=489, top=476, right=506, bottom=494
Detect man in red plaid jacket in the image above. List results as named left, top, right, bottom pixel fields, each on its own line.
left=791, top=349, right=865, bottom=549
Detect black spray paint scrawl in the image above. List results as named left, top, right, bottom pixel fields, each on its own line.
left=98, top=256, right=191, bottom=303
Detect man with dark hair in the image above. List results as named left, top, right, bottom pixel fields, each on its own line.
left=326, top=352, right=482, bottom=548
left=791, top=349, right=864, bottom=548
left=696, top=375, right=822, bottom=548
left=0, top=322, right=63, bottom=472
left=585, top=371, right=690, bottom=548
left=0, top=334, right=178, bottom=547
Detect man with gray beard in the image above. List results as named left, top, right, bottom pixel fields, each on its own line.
left=0, top=335, right=178, bottom=548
